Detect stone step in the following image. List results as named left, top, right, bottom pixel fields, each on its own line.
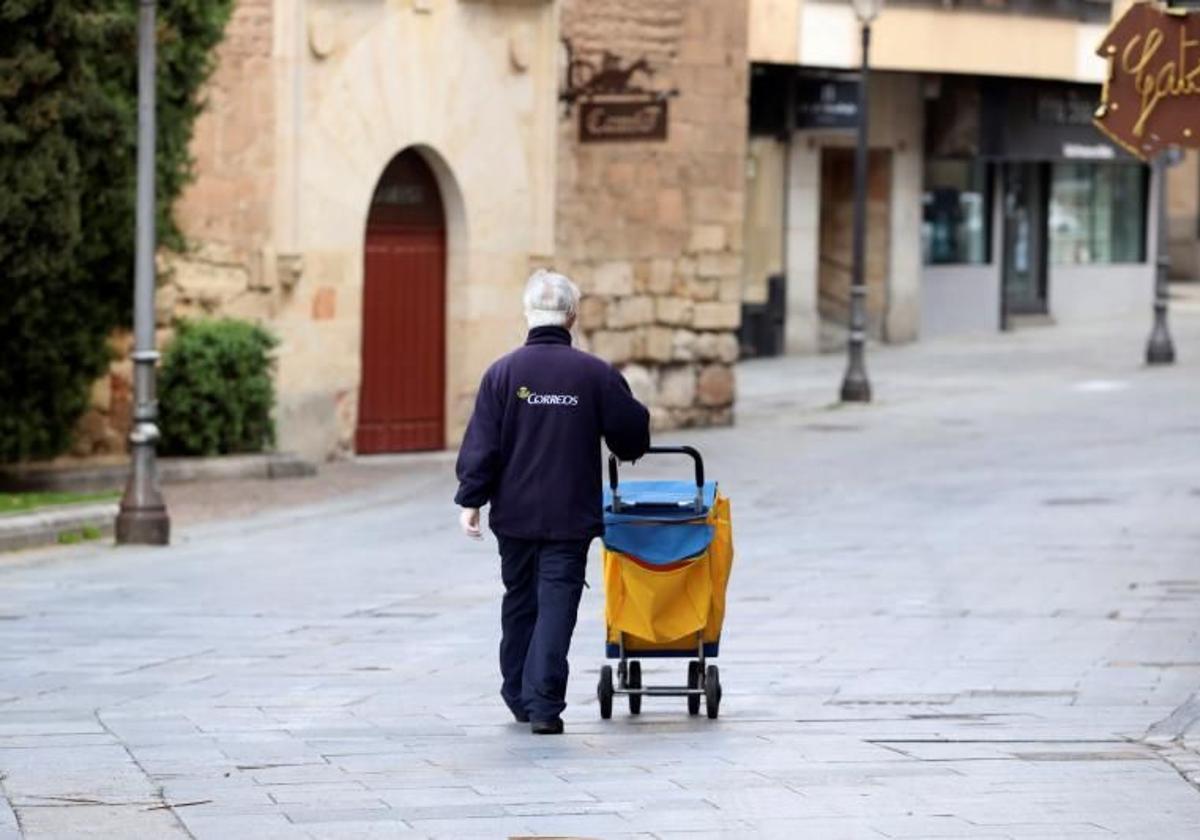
left=0, top=502, right=118, bottom=553
left=0, top=453, right=317, bottom=494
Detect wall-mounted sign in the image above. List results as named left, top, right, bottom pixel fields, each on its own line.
left=1036, top=88, right=1095, bottom=127
left=926, top=76, right=1129, bottom=161
left=1094, top=3, right=1200, bottom=159
left=560, top=40, right=674, bottom=143
left=1062, top=142, right=1117, bottom=160
left=794, top=77, right=858, bottom=130
left=981, top=79, right=1131, bottom=161
left=579, top=100, right=668, bottom=142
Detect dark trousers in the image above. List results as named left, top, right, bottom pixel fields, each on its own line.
left=496, top=536, right=591, bottom=722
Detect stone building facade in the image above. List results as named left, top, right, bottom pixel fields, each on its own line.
left=1168, top=151, right=1200, bottom=282
left=554, top=0, right=747, bottom=430
left=71, top=0, right=749, bottom=461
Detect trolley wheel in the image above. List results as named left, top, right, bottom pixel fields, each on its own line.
left=598, top=665, right=614, bottom=720
left=687, top=661, right=701, bottom=716
left=628, top=661, right=642, bottom=715
left=617, top=660, right=627, bottom=684
left=704, top=665, right=721, bottom=720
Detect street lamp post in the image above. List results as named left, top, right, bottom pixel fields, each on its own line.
left=840, top=0, right=884, bottom=403
left=1145, top=150, right=1177, bottom=365
left=115, top=0, right=170, bottom=545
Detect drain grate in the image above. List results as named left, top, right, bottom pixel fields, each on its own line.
left=1014, top=750, right=1150, bottom=762
left=1042, top=497, right=1114, bottom=507
left=802, top=423, right=864, bottom=433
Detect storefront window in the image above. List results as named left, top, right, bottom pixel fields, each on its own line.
left=922, top=160, right=991, bottom=265
left=1048, top=163, right=1146, bottom=264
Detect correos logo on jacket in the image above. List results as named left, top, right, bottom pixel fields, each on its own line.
left=517, top=385, right=579, bottom=407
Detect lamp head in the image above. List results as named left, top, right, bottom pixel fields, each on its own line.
left=851, top=0, right=884, bottom=24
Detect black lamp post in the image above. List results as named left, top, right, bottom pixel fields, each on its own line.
left=1143, top=0, right=1194, bottom=365
left=115, top=0, right=170, bottom=545
left=1146, top=148, right=1179, bottom=365
left=840, top=0, right=884, bottom=403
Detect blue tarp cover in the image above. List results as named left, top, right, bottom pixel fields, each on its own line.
left=602, top=521, right=715, bottom=566
left=603, top=480, right=717, bottom=523
left=602, top=480, right=717, bottom=565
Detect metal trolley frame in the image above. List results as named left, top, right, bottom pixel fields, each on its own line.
left=597, top=446, right=723, bottom=720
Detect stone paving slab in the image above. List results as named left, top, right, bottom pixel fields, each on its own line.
left=2, top=310, right=1200, bottom=837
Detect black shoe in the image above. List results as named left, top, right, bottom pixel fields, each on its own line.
left=530, top=718, right=563, bottom=735
left=511, top=709, right=530, bottom=723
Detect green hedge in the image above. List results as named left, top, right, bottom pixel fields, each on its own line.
left=0, top=0, right=234, bottom=463
left=159, top=320, right=278, bottom=456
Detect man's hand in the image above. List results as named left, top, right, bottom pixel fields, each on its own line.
left=459, top=507, right=483, bottom=540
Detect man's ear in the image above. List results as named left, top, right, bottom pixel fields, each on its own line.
left=566, top=314, right=577, bottom=330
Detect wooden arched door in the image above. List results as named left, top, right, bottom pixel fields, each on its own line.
left=357, top=150, right=446, bottom=453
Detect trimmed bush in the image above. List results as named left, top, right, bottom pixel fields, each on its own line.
left=158, top=320, right=278, bottom=456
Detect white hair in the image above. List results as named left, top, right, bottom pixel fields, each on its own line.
left=523, top=269, right=581, bottom=329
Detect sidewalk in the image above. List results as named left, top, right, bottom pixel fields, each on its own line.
left=1, top=305, right=1199, bottom=838
left=45, top=285, right=1200, bottom=535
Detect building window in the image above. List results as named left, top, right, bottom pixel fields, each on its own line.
left=922, top=160, right=991, bottom=265
left=1048, top=163, right=1147, bottom=264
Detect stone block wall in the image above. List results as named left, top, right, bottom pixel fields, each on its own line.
left=555, top=0, right=749, bottom=430
left=68, top=331, right=133, bottom=457
left=71, top=0, right=278, bottom=458
left=163, top=0, right=281, bottom=326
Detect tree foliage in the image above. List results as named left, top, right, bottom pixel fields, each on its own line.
left=0, top=0, right=234, bottom=463
left=159, top=320, right=277, bottom=457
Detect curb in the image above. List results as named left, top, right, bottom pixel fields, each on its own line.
left=0, top=453, right=317, bottom=494
left=0, top=502, right=119, bottom=554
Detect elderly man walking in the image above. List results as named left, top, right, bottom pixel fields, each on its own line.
left=455, top=270, right=651, bottom=734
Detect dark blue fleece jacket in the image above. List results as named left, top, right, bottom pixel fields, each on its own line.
left=454, top=326, right=651, bottom=540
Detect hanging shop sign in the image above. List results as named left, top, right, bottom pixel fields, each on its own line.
left=579, top=100, right=668, bottom=142
left=925, top=76, right=1131, bottom=161
left=1094, top=2, right=1200, bottom=159
left=560, top=40, right=675, bottom=143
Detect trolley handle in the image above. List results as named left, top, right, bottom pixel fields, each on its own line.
left=608, top=445, right=705, bottom=513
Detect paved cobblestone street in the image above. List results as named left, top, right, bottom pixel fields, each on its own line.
left=3, top=304, right=1200, bottom=839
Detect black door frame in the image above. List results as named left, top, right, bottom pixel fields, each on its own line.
left=1000, top=161, right=1050, bottom=326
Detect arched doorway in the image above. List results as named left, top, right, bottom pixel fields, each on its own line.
left=357, top=150, right=446, bottom=453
